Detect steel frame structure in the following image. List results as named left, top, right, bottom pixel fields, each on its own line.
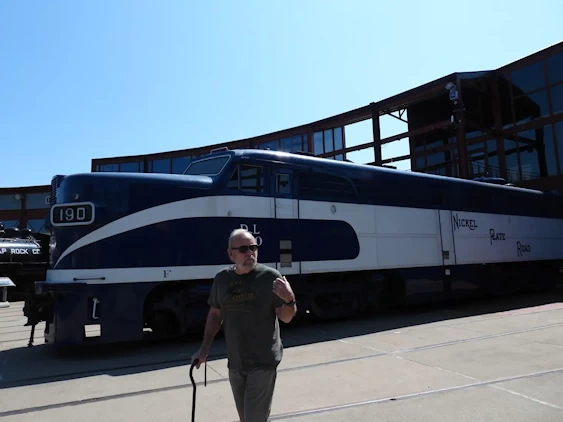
left=3, top=41, right=563, bottom=229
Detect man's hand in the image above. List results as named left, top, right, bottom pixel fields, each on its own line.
left=273, top=276, right=295, bottom=303
left=191, top=347, right=208, bottom=369
left=274, top=276, right=297, bottom=324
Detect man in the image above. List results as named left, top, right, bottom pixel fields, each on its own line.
left=191, top=228, right=297, bottom=422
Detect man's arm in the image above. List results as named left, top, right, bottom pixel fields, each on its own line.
left=192, top=307, right=222, bottom=368
left=275, top=302, right=297, bottom=324
left=201, top=307, right=222, bottom=350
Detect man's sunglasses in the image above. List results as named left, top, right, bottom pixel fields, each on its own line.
left=230, top=245, right=259, bottom=253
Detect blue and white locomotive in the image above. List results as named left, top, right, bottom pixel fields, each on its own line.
left=27, top=148, right=563, bottom=346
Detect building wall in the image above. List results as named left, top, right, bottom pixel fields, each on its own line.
left=496, top=44, right=563, bottom=186
left=402, top=42, right=563, bottom=190
left=90, top=129, right=347, bottom=176
left=0, top=186, right=51, bottom=233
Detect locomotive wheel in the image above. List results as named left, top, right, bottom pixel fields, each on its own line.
left=148, top=310, right=180, bottom=338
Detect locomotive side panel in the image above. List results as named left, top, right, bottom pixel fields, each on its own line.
left=451, top=211, right=563, bottom=265
left=374, top=205, right=442, bottom=269
left=298, top=200, right=374, bottom=273
left=298, top=201, right=444, bottom=272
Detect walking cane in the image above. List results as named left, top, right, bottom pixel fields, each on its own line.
left=190, top=359, right=207, bottom=422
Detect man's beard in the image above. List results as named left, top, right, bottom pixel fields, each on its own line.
left=241, top=257, right=256, bottom=269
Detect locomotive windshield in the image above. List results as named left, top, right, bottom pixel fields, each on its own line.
left=183, top=155, right=230, bottom=176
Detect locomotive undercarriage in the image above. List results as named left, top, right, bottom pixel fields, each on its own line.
left=20, top=260, right=561, bottom=347
left=142, top=271, right=399, bottom=340
left=142, top=261, right=562, bottom=342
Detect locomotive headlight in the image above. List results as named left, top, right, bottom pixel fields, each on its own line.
left=49, top=234, right=57, bottom=266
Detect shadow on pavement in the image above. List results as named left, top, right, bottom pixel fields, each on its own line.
left=2, top=284, right=562, bottom=389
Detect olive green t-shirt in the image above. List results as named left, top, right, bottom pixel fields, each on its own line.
left=208, top=263, right=286, bottom=372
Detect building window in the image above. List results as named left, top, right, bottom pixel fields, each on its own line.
left=504, top=139, right=520, bottom=182
left=486, top=139, right=501, bottom=178
left=515, top=129, right=541, bottom=180
left=172, top=156, right=193, bottom=174
left=500, top=123, right=561, bottom=181
left=99, top=164, right=119, bottom=172
left=467, top=142, right=486, bottom=176
left=280, top=135, right=306, bottom=153
left=547, top=51, right=563, bottom=85
left=463, top=78, right=495, bottom=130
left=313, top=132, right=323, bottom=155
left=497, top=74, right=514, bottom=129
left=119, top=162, right=141, bottom=173
left=312, top=127, right=344, bottom=155
left=255, top=134, right=308, bottom=153
left=550, top=83, right=563, bottom=115
left=414, top=155, right=425, bottom=169
left=555, top=122, right=563, bottom=176
left=510, top=60, right=546, bottom=95
left=149, top=159, right=171, bottom=173
left=413, top=145, right=456, bottom=177
left=513, top=89, right=550, bottom=125
left=1, top=220, right=19, bottom=228
left=537, top=125, right=558, bottom=176
left=412, top=130, right=455, bottom=153
left=426, top=165, right=454, bottom=177
left=257, top=140, right=278, bottom=150
left=26, top=193, right=50, bottom=210
left=0, top=195, right=21, bottom=211
left=323, top=129, right=333, bottom=153
left=27, top=218, right=48, bottom=233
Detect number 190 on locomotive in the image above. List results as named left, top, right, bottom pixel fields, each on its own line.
left=51, top=202, right=95, bottom=226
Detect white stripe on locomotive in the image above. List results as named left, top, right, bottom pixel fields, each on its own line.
left=48, top=195, right=563, bottom=285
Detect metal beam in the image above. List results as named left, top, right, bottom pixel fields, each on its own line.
left=372, top=104, right=381, bottom=165
left=380, top=153, right=411, bottom=164
left=319, top=119, right=453, bottom=159
left=381, top=109, right=408, bottom=124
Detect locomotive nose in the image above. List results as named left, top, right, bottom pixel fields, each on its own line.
left=48, top=172, right=213, bottom=270
left=51, top=172, right=213, bottom=225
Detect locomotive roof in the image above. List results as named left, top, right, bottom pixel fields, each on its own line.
left=200, top=148, right=553, bottom=197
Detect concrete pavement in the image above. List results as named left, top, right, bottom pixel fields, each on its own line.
left=1, top=287, right=563, bottom=421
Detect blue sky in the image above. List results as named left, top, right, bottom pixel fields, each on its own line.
left=1, top=0, right=561, bottom=188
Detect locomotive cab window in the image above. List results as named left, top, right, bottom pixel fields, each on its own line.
left=276, top=173, right=290, bottom=194
left=227, top=166, right=239, bottom=190
left=240, top=165, right=264, bottom=192
left=226, top=164, right=264, bottom=193
left=184, top=156, right=230, bottom=176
